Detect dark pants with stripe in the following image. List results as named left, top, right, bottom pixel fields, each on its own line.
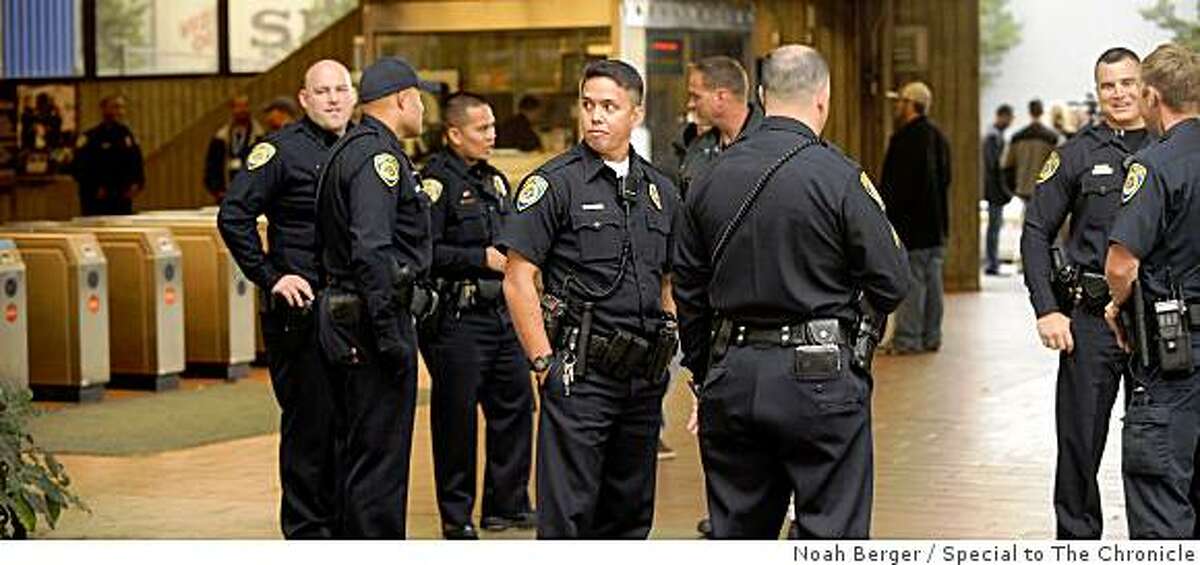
left=699, top=344, right=872, bottom=539
left=320, top=309, right=418, bottom=539
left=261, top=305, right=338, bottom=538
left=420, top=307, right=534, bottom=527
left=536, top=356, right=669, bottom=538
left=1123, top=344, right=1200, bottom=539
left=1054, top=307, right=1129, bottom=539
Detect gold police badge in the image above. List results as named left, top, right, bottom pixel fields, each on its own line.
left=374, top=153, right=400, bottom=188
left=1036, top=151, right=1060, bottom=184
left=246, top=142, right=277, bottom=171
left=516, top=174, right=549, bottom=212
left=649, top=183, right=662, bottom=210
left=492, top=175, right=508, bottom=198
left=1122, top=163, right=1148, bottom=204
left=421, top=178, right=444, bottom=203
left=860, top=172, right=885, bottom=210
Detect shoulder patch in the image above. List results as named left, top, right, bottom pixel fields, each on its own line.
left=1036, top=151, right=1060, bottom=184
left=860, top=172, right=886, bottom=211
left=649, top=183, right=662, bottom=211
left=373, top=153, right=400, bottom=188
left=420, top=178, right=443, bottom=203
left=516, top=174, right=549, bottom=212
left=492, top=175, right=508, bottom=198
left=246, top=142, right=277, bottom=171
left=1122, top=163, right=1147, bottom=204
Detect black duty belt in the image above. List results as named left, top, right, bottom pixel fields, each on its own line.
left=324, top=275, right=439, bottom=321
left=557, top=323, right=673, bottom=382
left=443, top=278, right=504, bottom=313
left=728, top=319, right=847, bottom=348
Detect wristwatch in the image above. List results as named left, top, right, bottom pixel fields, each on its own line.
left=530, top=354, right=553, bottom=372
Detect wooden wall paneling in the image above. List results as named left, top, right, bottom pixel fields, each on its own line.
left=135, top=8, right=362, bottom=211
left=889, top=0, right=980, bottom=291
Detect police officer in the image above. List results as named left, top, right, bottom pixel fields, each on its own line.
left=678, top=55, right=763, bottom=199
left=500, top=60, right=680, bottom=539
left=1105, top=43, right=1200, bottom=539
left=674, top=45, right=909, bottom=539
left=71, top=95, right=144, bottom=216
left=313, top=56, right=436, bottom=539
left=217, top=60, right=354, bottom=539
left=419, top=92, right=535, bottom=540
left=677, top=53, right=764, bottom=539
left=1019, top=47, right=1151, bottom=540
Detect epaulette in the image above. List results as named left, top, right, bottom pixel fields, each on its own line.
left=538, top=148, right=583, bottom=173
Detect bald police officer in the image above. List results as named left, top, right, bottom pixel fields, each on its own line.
left=500, top=60, right=680, bottom=539
left=419, top=92, right=535, bottom=539
left=1105, top=43, right=1200, bottom=539
left=218, top=60, right=355, bottom=539
left=674, top=45, right=909, bottom=539
left=314, top=56, right=436, bottom=539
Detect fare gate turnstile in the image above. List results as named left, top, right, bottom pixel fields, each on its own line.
left=139, top=208, right=270, bottom=365
left=5, top=222, right=185, bottom=390
left=0, top=231, right=109, bottom=402
left=73, top=215, right=253, bottom=380
left=0, top=239, right=29, bottom=392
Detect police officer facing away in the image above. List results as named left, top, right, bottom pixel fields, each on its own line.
left=419, top=93, right=535, bottom=540
left=217, top=59, right=355, bottom=539
left=678, top=55, right=763, bottom=199
left=314, top=56, right=435, bottom=539
left=500, top=60, right=681, bottom=539
left=1019, top=47, right=1151, bottom=540
left=674, top=45, right=910, bottom=539
left=1105, top=43, right=1200, bottom=539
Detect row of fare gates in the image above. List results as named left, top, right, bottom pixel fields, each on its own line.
left=0, top=208, right=263, bottom=402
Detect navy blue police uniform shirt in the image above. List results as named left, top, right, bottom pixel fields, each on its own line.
left=1110, top=117, right=1200, bottom=301
left=73, top=121, right=144, bottom=192
left=673, top=116, right=911, bottom=377
left=1021, top=122, right=1151, bottom=317
left=218, top=117, right=341, bottom=291
left=315, top=114, right=432, bottom=355
left=420, top=148, right=511, bottom=281
left=497, top=142, right=680, bottom=339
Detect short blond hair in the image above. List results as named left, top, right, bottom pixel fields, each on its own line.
left=1141, top=43, right=1200, bottom=111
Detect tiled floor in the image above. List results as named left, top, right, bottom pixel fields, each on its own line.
left=37, top=273, right=1129, bottom=539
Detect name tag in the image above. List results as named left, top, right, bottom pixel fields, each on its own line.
left=581, top=203, right=606, bottom=211
left=1092, top=164, right=1113, bottom=176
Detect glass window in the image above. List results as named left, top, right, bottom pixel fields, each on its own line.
left=229, top=0, right=357, bottom=74
left=375, top=29, right=610, bottom=127
left=96, top=0, right=218, bottom=76
left=1, top=0, right=84, bottom=79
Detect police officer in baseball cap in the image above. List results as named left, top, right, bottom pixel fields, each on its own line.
left=314, top=55, right=438, bottom=538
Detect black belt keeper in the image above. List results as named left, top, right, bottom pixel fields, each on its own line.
left=576, top=302, right=593, bottom=379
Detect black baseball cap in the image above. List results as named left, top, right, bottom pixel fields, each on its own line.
left=359, top=56, right=440, bottom=102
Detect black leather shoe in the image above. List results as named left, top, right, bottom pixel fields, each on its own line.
left=442, top=523, right=479, bottom=540
left=481, top=511, right=537, bottom=531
